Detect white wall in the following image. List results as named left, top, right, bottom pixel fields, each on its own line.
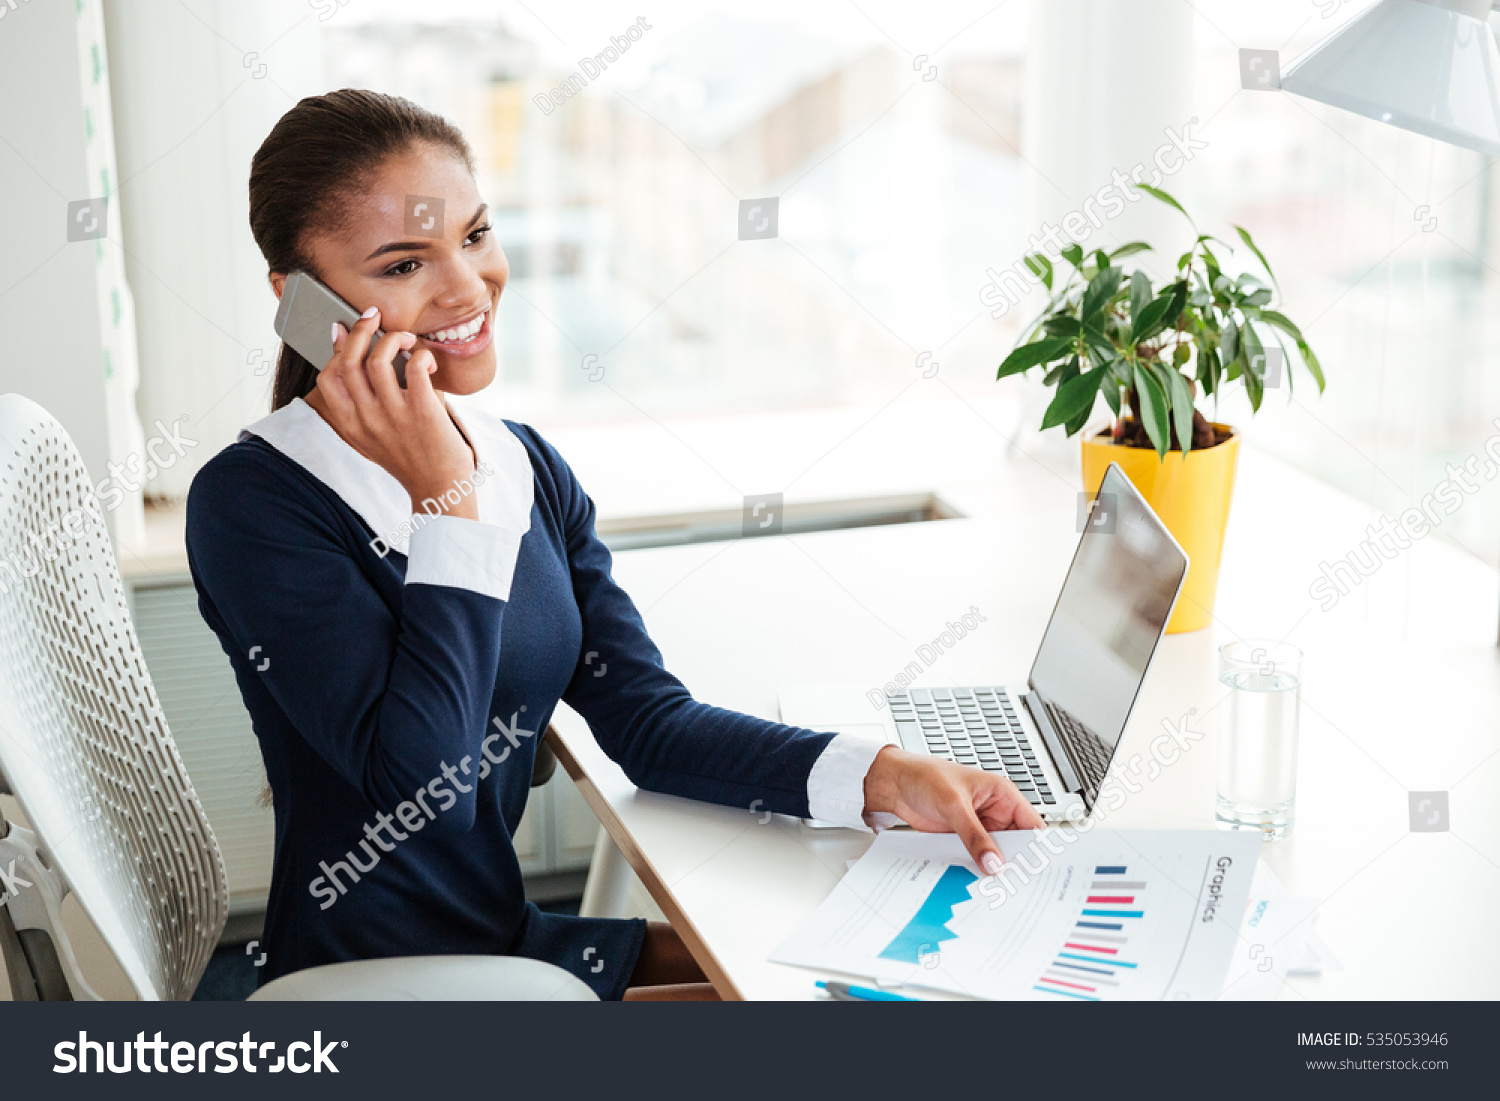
left=103, top=0, right=327, bottom=498
left=1023, top=0, right=1195, bottom=278
left=0, top=0, right=141, bottom=542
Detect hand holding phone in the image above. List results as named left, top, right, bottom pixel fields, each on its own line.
left=313, top=307, right=477, bottom=520
left=274, top=270, right=411, bottom=387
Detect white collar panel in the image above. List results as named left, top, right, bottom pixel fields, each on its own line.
left=238, top=397, right=534, bottom=557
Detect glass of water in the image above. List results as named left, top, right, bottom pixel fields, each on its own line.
left=1216, top=639, right=1302, bottom=841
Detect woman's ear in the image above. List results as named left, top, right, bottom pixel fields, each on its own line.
left=269, top=271, right=286, bottom=300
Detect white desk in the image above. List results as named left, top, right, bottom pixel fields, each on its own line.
left=548, top=443, right=1500, bottom=1000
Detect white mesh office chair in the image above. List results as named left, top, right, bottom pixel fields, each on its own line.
left=0, top=395, right=593, bottom=1002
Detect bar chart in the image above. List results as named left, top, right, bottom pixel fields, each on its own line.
left=772, top=830, right=1260, bottom=1001
left=1034, top=864, right=1146, bottom=1000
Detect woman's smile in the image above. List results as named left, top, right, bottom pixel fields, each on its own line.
left=417, top=305, right=492, bottom=357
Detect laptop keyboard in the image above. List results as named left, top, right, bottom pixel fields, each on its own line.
left=887, top=687, right=1056, bottom=804
left=1043, top=699, right=1112, bottom=796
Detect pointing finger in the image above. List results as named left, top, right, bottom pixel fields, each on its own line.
left=952, top=797, right=1004, bottom=877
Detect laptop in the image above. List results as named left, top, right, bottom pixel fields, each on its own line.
left=778, top=462, right=1189, bottom=825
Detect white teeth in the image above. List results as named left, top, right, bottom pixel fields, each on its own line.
left=424, top=312, right=485, bottom=343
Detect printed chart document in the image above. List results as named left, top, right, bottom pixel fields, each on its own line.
left=772, top=829, right=1262, bottom=1000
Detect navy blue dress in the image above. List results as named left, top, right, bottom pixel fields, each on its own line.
left=186, top=418, right=839, bottom=998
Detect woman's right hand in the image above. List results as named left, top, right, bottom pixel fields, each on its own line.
left=313, top=306, right=478, bottom=519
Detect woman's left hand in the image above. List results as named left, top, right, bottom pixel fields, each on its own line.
left=862, top=746, right=1046, bottom=876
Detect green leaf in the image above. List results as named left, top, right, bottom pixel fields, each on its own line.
left=1234, top=224, right=1278, bottom=290
left=1242, top=353, right=1264, bottom=412
left=1064, top=401, right=1095, bottom=437
left=1298, top=339, right=1326, bottom=393
left=1173, top=342, right=1192, bottom=367
left=1197, top=346, right=1220, bottom=397
left=1130, top=296, right=1173, bottom=344
left=1243, top=287, right=1272, bottom=308
left=1060, top=243, right=1085, bottom=268
left=1132, top=280, right=1189, bottom=344
left=1136, top=183, right=1195, bottom=227
left=1129, top=270, right=1152, bottom=323
left=1023, top=253, right=1054, bottom=292
left=1042, top=366, right=1107, bottom=430
left=1241, top=322, right=1266, bottom=375
left=998, top=335, right=1074, bottom=379
left=1259, top=309, right=1304, bottom=343
left=1043, top=355, right=1081, bottom=386
left=1275, top=333, right=1294, bottom=397
left=1081, top=320, right=1118, bottom=364
left=1101, top=378, right=1122, bottom=417
left=1201, top=247, right=1222, bottom=286
left=1240, top=325, right=1267, bottom=412
left=1132, top=361, right=1171, bottom=459
left=1081, top=266, right=1124, bottom=322
left=1043, top=315, right=1082, bottom=338
left=1167, top=369, right=1197, bottom=458
left=1164, top=280, right=1189, bottom=326
left=1145, top=360, right=1178, bottom=400
left=1219, top=316, right=1239, bottom=364
left=1021, top=294, right=1075, bottom=343
left=1110, top=241, right=1152, bottom=260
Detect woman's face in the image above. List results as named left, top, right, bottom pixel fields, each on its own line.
left=275, top=143, right=506, bottom=396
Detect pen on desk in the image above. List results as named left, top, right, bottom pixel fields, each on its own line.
left=816, top=980, right=919, bottom=1002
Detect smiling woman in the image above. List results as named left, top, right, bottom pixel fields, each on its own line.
left=187, top=87, right=1043, bottom=1005
left=248, top=89, right=505, bottom=408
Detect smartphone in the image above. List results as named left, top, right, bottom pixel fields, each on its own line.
left=273, top=270, right=410, bottom=387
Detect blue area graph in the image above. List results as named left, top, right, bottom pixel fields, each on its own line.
left=878, top=865, right=978, bottom=964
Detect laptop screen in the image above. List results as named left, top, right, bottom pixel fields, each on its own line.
left=1027, top=464, right=1188, bottom=761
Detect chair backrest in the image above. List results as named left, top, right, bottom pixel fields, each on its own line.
left=0, top=395, right=226, bottom=1000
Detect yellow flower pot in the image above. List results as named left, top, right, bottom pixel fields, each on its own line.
left=1080, top=425, right=1240, bottom=633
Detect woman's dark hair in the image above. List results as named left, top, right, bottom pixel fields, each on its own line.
left=249, top=88, right=476, bottom=410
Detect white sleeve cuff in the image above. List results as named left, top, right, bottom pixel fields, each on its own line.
left=403, top=513, right=522, bottom=602
left=806, top=734, right=900, bottom=830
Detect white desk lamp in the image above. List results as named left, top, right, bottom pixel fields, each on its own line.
left=1280, top=0, right=1500, bottom=156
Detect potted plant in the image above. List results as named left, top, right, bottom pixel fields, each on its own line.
left=997, top=185, right=1324, bottom=632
